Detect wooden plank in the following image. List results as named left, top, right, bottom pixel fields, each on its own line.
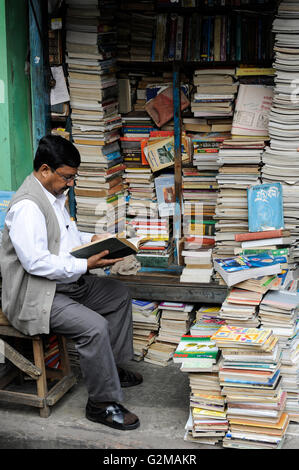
left=2, top=339, right=41, bottom=379
left=110, top=275, right=228, bottom=304
left=0, top=389, right=44, bottom=407
left=32, top=338, right=50, bottom=417
left=0, top=325, right=40, bottom=339
left=0, top=309, right=9, bottom=326
left=46, top=375, right=77, bottom=406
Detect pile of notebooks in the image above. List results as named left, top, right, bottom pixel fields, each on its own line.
left=155, top=302, right=194, bottom=346
left=264, top=3, right=299, bottom=266
left=65, top=0, right=126, bottom=235
left=212, top=325, right=289, bottom=449
left=131, top=299, right=160, bottom=362
left=191, top=68, right=238, bottom=118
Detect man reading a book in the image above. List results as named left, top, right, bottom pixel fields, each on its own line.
left=0, top=135, right=142, bottom=431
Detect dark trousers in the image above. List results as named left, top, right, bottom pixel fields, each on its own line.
left=49, top=274, right=133, bottom=403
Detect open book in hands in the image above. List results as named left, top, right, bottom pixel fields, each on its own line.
left=70, top=235, right=138, bottom=260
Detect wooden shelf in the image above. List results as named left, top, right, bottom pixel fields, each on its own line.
left=116, top=60, right=274, bottom=70
left=110, top=274, right=228, bottom=304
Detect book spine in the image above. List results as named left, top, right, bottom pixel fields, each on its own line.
left=235, top=229, right=283, bottom=242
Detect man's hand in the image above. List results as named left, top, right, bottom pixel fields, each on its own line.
left=87, top=250, right=124, bottom=270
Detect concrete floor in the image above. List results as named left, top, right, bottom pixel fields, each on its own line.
left=0, top=360, right=299, bottom=450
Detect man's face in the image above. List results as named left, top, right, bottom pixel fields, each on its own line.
left=38, top=164, right=78, bottom=197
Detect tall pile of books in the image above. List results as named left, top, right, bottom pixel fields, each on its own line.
left=259, top=290, right=299, bottom=422
left=65, top=0, right=126, bottom=235
left=178, top=309, right=228, bottom=446
left=264, top=2, right=299, bottom=266
left=155, top=302, right=194, bottom=346
left=131, top=299, right=160, bottom=362
left=212, top=325, right=289, bottom=449
left=213, top=83, right=273, bottom=261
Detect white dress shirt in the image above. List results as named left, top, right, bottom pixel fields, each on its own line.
left=5, top=177, right=92, bottom=283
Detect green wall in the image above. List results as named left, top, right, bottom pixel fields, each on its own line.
left=0, top=0, right=33, bottom=191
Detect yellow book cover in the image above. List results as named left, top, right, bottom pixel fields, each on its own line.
left=192, top=408, right=227, bottom=418
left=211, top=325, right=272, bottom=345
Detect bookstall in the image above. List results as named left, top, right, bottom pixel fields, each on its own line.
left=3, top=0, right=299, bottom=449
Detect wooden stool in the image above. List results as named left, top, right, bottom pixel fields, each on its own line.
left=0, top=309, right=76, bottom=417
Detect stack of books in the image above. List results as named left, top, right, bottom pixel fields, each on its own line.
left=191, top=68, right=238, bottom=118
left=181, top=168, right=217, bottom=266
left=211, top=325, right=289, bottom=449
left=180, top=249, right=213, bottom=284
left=264, top=4, right=299, bottom=267
left=213, top=253, right=286, bottom=288
left=258, top=290, right=299, bottom=422
left=192, top=132, right=230, bottom=172
left=131, top=299, right=160, bottom=361
left=180, top=315, right=227, bottom=446
left=65, top=0, right=126, bottom=235
left=219, top=288, right=261, bottom=328
left=155, top=302, right=194, bottom=346
left=183, top=117, right=233, bottom=135
left=144, top=342, right=176, bottom=367
left=213, top=139, right=265, bottom=258
left=120, top=111, right=156, bottom=165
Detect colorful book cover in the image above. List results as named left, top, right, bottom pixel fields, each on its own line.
left=247, top=182, right=284, bottom=232
left=214, top=254, right=286, bottom=273
left=154, top=174, right=176, bottom=217
left=174, top=335, right=219, bottom=359
left=211, top=325, right=272, bottom=346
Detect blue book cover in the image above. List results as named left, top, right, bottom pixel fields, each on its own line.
left=247, top=183, right=284, bottom=232
left=0, top=191, right=15, bottom=231
left=214, top=254, right=287, bottom=273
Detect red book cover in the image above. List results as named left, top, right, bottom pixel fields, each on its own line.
left=235, top=229, right=283, bottom=242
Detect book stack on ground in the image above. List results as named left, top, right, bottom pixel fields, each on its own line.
left=263, top=5, right=299, bottom=266
left=218, top=288, right=261, bottom=328
left=178, top=322, right=227, bottom=446
left=144, top=341, right=176, bottom=367
left=65, top=0, right=126, bottom=235
left=155, top=302, right=194, bottom=346
left=191, top=68, right=238, bottom=118
left=189, top=306, right=225, bottom=337
left=258, top=290, right=299, bottom=422
left=131, top=299, right=160, bottom=362
left=180, top=249, right=213, bottom=284
left=44, top=335, right=61, bottom=369
left=211, top=325, right=289, bottom=449
left=213, top=139, right=265, bottom=259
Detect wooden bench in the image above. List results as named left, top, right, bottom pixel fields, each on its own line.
left=0, top=309, right=76, bottom=417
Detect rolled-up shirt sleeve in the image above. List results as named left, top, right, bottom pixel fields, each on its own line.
left=6, top=200, right=87, bottom=281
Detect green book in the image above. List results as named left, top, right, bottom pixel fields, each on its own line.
left=173, top=335, right=219, bottom=363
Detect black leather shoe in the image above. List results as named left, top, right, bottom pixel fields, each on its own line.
left=86, top=400, right=140, bottom=431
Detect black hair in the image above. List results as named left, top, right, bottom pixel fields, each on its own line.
left=33, top=135, right=81, bottom=171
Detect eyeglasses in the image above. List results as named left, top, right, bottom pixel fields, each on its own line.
left=52, top=169, right=78, bottom=182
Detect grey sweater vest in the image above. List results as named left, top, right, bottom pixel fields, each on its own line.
left=0, top=173, right=61, bottom=336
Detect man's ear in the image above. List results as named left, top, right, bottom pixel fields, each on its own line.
left=39, top=164, right=52, bottom=179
